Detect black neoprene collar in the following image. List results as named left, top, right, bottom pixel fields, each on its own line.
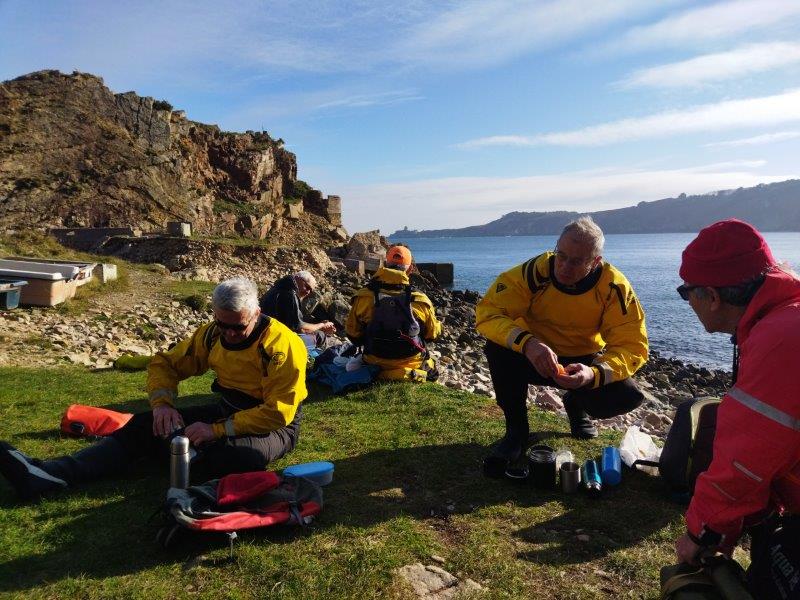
left=220, top=315, right=270, bottom=351
left=549, top=255, right=603, bottom=295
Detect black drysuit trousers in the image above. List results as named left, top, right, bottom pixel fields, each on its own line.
left=47, top=400, right=302, bottom=485
left=484, top=340, right=643, bottom=441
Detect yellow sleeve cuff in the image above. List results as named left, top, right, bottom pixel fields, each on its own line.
left=508, top=330, right=533, bottom=353
left=212, top=418, right=236, bottom=439
left=148, top=389, right=176, bottom=409
left=590, top=367, right=602, bottom=389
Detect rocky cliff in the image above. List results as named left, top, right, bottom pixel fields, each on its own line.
left=0, top=70, right=342, bottom=242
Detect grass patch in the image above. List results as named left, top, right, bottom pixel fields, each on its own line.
left=167, top=280, right=216, bottom=305
left=211, top=198, right=262, bottom=218
left=0, top=369, right=684, bottom=598
left=0, top=231, right=82, bottom=259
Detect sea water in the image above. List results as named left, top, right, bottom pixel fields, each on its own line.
left=390, top=232, right=800, bottom=370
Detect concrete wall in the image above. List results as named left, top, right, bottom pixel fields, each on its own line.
left=416, top=262, right=454, bottom=285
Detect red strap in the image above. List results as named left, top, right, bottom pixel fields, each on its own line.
left=185, top=501, right=323, bottom=532
left=216, top=471, right=281, bottom=506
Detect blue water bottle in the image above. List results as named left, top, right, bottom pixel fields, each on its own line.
left=600, top=446, right=622, bottom=486
left=582, top=459, right=602, bottom=498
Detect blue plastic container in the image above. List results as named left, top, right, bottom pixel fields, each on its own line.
left=0, top=279, right=27, bottom=310
left=600, top=446, right=622, bottom=486
left=283, top=461, right=334, bottom=486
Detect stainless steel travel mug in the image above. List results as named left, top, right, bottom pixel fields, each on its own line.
left=560, top=461, right=581, bottom=494
left=169, top=435, right=191, bottom=489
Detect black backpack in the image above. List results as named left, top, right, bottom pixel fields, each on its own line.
left=364, top=281, right=425, bottom=359
left=636, top=397, right=720, bottom=499
left=660, top=555, right=753, bottom=599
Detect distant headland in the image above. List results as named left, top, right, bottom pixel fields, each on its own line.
left=390, top=179, right=800, bottom=238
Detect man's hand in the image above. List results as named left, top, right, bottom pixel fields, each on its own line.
left=319, top=321, right=337, bottom=335
left=185, top=422, right=216, bottom=446
left=675, top=533, right=703, bottom=565
left=523, top=338, right=559, bottom=378
left=152, top=405, right=184, bottom=438
left=553, top=364, right=596, bottom=389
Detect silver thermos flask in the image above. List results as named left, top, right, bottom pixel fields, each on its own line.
left=169, top=435, right=191, bottom=489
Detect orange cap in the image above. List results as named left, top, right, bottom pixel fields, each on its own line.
left=386, top=245, right=412, bottom=266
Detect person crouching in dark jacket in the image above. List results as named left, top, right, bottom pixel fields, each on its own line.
left=260, top=271, right=336, bottom=348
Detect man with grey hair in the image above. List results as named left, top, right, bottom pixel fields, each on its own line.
left=260, top=270, right=336, bottom=347
left=0, top=278, right=308, bottom=501
left=476, top=216, right=648, bottom=477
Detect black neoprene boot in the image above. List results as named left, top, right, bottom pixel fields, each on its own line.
left=483, top=404, right=530, bottom=478
left=0, top=441, right=68, bottom=501
left=563, top=393, right=598, bottom=439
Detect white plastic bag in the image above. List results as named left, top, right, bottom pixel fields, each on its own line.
left=619, top=425, right=661, bottom=476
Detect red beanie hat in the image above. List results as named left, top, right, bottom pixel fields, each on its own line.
left=680, top=219, right=776, bottom=286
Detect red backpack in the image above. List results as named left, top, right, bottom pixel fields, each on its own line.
left=156, top=471, right=323, bottom=551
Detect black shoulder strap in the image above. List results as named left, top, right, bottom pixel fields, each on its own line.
left=367, top=279, right=412, bottom=305
left=257, top=344, right=271, bottom=376
left=203, top=324, right=221, bottom=351
left=403, top=284, right=415, bottom=320
left=185, top=323, right=219, bottom=357
left=523, top=253, right=550, bottom=295
left=366, top=279, right=381, bottom=306
left=608, top=282, right=628, bottom=315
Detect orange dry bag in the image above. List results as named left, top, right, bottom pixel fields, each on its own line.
left=60, top=404, right=134, bottom=437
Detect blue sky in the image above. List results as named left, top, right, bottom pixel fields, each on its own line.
left=2, top=0, right=800, bottom=234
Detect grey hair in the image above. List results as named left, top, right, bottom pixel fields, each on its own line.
left=693, top=262, right=797, bottom=307
left=560, top=215, right=605, bottom=256
left=294, top=270, right=317, bottom=290
left=693, top=277, right=765, bottom=307
left=212, top=277, right=259, bottom=314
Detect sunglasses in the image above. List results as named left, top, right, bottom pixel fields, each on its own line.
left=676, top=284, right=701, bottom=301
left=215, top=319, right=250, bottom=331
left=554, top=249, right=596, bottom=268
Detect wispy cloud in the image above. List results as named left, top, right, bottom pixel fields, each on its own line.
left=222, top=86, right=423, bottom=127
left=600, top=0, right=800, bottom=55
left=337, top=164, right=794, bottom=233
left=685, top=159, right=767, bottom=171
left=395, top=0, right=682, bottom=69
left=705, top=131, right=800, bottom=147
left=315, top=90, right=423, bottom=109
left=617, top=42, right=800, bottom=88
left=454, top=135, right=537, bottom=149
left=0, top=0, right=683, bottom=85
left=456, top=88, right=800, bottom=148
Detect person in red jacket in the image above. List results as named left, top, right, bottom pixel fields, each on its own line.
left=674, top=219, right=800, bottom=598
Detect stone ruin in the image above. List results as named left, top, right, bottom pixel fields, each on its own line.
left=304, top=191, right=342, bottom=226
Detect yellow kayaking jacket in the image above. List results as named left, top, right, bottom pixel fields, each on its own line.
left=147, top=316, right=307, bottom=438
left=346, top=267, right=442, bottom=381
left=476, top=252, right=648, bottom=388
